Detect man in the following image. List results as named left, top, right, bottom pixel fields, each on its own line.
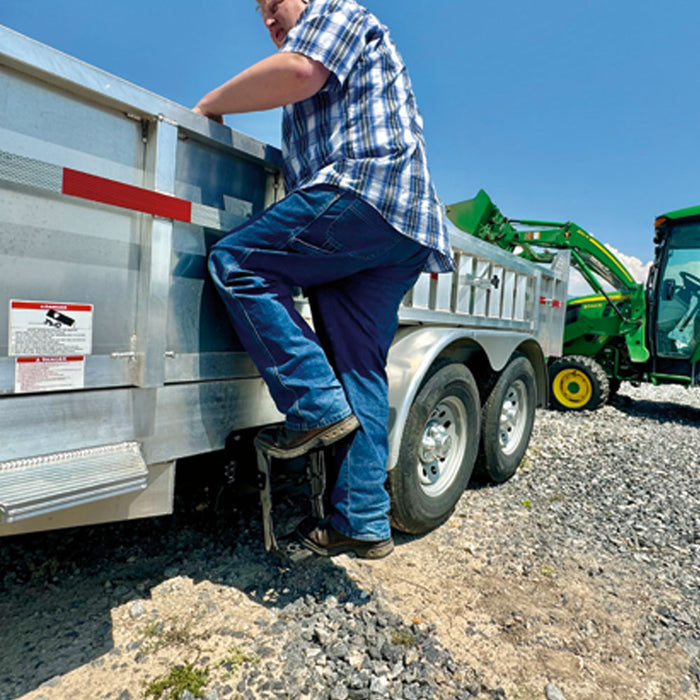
left=193, top=0, right=453, bottom=559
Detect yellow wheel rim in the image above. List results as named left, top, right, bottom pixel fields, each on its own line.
left=552, top=368, right=592, bottom=408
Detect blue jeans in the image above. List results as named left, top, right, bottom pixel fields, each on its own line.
left=208, top=186, right=430, bottom=540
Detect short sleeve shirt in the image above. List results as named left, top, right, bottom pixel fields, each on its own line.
left=280, top=0, right=454, bottom=272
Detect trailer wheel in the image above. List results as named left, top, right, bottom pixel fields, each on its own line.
left=476, top=356, right=537, bottom=483
left=549, top=355, right=609, bottom=411
left=389, top=363, right=480, bottom=534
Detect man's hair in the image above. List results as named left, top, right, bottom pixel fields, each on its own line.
left=255, top=0, right=309, bottom=10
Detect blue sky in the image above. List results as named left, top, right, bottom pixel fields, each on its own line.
left=3, top=0, right=699, bottom=285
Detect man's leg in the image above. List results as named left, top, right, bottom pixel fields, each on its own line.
left=208, top=186, right=426, bottom=447
left=304, top=247, right=428, bottom=547
left=208, top=186, right=355, bottom=433
left=281, top=192, right=429, bottom=553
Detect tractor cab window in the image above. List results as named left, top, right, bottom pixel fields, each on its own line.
left=655, top=221, right=700, bottom=358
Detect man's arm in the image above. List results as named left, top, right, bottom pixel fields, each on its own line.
left=193, top=52, right=330, bottom=121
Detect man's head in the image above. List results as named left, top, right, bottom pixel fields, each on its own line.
left=257, top=0, right=309, bottom=49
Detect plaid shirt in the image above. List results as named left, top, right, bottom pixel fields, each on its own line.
left=280, top=0, right=454, bottom=272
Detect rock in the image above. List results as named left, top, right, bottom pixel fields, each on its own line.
left=41, top=676, right=61, bottom=688
left=330, top=684, right=350, bottom=700
left=545, top=683, right=568, bottom=700
left=328, top=640, right=350, bottom=660
left=128, top=601, right=145, bottom=619
left=369, top=676, right=390, bottom=694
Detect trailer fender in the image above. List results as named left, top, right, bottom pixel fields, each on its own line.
left=386, top=327, right=546, bottom=471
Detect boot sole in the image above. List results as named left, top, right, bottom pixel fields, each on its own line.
left=259, top=414, right=360, bottom=459
left=299, top=532, right=395, bottom=560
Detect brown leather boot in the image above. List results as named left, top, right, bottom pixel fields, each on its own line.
left=297, top=517, right=394, bottom=559
left=254, top=414, right=359, bottom=459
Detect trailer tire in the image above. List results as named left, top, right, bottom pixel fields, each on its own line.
left=475, top=356, right=537, bottom=483
left=549, top=355, right=609, bottom=411
left=389, top=363, right=480, bottom=535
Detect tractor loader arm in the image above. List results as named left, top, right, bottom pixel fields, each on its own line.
left=446, top=190, right=637, bottom=294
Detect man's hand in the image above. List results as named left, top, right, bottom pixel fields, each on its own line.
left=192, top=104, right=224, bottom=124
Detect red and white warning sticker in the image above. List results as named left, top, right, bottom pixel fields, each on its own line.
left=15, top=356, right=85, bottom=394
left=9, top=300, right=93, bottom=357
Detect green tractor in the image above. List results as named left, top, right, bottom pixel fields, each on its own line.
left=446, top=191, right=700, bottom=410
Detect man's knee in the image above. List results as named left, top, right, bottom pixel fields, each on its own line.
left=208, top=239, right=245, bottom=285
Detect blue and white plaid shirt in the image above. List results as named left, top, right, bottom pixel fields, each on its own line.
left=280, top=0, right=454, bottom=272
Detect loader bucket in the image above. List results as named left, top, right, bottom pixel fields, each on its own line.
left=446, top=189, right=513, bottom=243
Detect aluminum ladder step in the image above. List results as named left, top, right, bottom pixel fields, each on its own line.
left=0, top=442, right=148, bottom=523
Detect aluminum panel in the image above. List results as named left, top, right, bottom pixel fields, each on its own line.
left=165, top=135, right=275, bottom=376
left=0, top=25, right=283, bottom=168
left=0, top=65, right=144, bottom=184
left=0, top=189, right=141, bottom=374
left=0, top=380, right=281, bottom=465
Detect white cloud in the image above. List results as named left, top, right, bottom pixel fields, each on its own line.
left=566, top=243, right=652, bottom=298
left=567, top=268, right=595, bottom=298
left=606, top=244, right=652, bottom=284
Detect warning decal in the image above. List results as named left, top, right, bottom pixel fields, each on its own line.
left=15, top=356, right=85, bottom=394
left=9, top=300, right=93, bottom=357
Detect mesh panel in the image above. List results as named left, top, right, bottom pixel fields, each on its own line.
left=0, top=150, right=63, bottom=192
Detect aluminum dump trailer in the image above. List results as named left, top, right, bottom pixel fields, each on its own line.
left=0, top=25, right=569, bottom=538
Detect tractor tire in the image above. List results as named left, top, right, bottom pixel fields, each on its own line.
left=388, top=363, right=480, bottom=534
left=475, top=356, right=537, bottom=483
left=549, top=355, right=610, bottom=411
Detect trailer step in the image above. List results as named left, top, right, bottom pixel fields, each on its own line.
left=0, top=442, right=148, bottom=523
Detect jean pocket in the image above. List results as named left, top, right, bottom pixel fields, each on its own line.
left=290, top=228, right=348, bottom=255
left=325, top=199, right=403, bottom=262
left=288, top=190, right=354, bottom=256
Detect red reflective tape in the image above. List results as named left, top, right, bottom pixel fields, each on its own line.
left=539, top=296, right=563, bottom=308
left=62, top=168, right=192, bottom=222
left=552, top=300, right=562, bottom=308
left=430, top=273, right=439, bottom=281
left=11, top=301, right=92, bottom=312
left=17, top=356, right=84, bottom=363
left=539, top=296, right=547, bottom=304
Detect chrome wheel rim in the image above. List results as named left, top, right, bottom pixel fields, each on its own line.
left=499, top=378, right=529, bottom=455
left=417, top=397, right=468, bottom=497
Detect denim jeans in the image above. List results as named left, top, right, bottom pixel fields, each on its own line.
left=208, top=186, right=430, bottom=540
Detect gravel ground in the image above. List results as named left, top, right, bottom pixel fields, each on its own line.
left=0, top=382, right=699, bottom=700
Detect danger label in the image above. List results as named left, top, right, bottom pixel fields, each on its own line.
left=15, top=356, right=85, bottom=394
left=9, top=300, right=93, bottom=357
